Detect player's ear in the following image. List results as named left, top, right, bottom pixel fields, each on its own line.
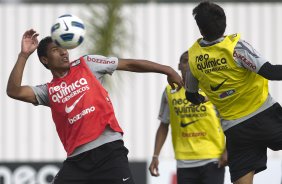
left=40, top=56, right=48, bottom=65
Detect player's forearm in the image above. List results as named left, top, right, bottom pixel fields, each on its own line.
left=258, top=62, right=282, bottom=80
left=153, top=124, right=169, bottom=156
left=6, top=53, right=29, bottom=98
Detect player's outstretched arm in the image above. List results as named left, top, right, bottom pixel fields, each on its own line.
left=6, top=29, right=39, bottom=104
left=117, top=58, right=183, bottom=90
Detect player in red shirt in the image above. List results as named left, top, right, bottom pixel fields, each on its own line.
left=7, top=29, right=183, bottom=184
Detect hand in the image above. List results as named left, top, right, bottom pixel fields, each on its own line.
left=218, top=149, right=228, bottom=168
left=167, top=67, right=184, bottom=91
left=21, top=29, right=39, bottom=58
left=189, top=95, right=209, bottom=106
left=149, top=157, right=160, bottom=177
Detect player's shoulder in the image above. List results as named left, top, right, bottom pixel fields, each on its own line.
left=69, top=54, right=116, bottom=67
left=235, top=38, right=262, bottom=58
left=35, top=83, right=48, bottom=89
left=82, top=54, right=117, bottom=65
left=235, top=38, right=254, bottom=49
left=70, top=58, right=81, bottom=67
left=227, top=33, right=241, bottom=41
left=33, top=83, right=48, bottom=95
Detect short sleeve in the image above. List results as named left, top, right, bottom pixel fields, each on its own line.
left=185, top=61, right=200, bottom=93
left=30, top=84, right=50, bottom=106
left=83, top=55, right=118, bottom=79
left=233, top=39, right=268, bottom=73
left=158, top=89, right=170, bottom=124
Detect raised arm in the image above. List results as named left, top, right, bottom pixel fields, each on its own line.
left=117, top=58, right=183, bottom=90
left=6, top=29, right=39, bottom=104
left=185, top=60, right=207, bottom=105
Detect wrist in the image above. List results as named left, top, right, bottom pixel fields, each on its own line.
left=165, top=66, right=174, bottom=75
left=18, top=52, right=29, bottom=60
left=152, top=154, right=159, bottom=159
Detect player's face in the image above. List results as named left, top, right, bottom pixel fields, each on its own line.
left=45, top=42, right=70, bottom=71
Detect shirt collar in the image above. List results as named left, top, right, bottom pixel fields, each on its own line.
left=199, top=37, right=225, bottom=47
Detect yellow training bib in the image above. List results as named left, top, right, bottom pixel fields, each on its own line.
left=166, top=86, right=225, bottom=160
left=188, top=34, right=268, bottom=120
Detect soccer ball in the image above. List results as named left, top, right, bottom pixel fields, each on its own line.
left=51, top=14, right=85, bottom=49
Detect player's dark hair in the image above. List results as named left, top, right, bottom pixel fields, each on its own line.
left=180, top=51, right=188, bottom=63
left=37, top=36, right=53, bottom=69
left=193, top=1, right=226, bottom=41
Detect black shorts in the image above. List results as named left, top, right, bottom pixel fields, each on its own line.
left=177, top=162, right=225, bottom=184
left=225, top=103, right=282, bottom=182
left=53, top=140, right=135, bottom=184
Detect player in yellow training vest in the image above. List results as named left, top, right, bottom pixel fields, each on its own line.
left=149, top=51, right=227, bottom=184
left=186, top=2, right=282, bottom=184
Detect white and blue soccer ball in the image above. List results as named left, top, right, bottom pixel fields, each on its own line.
left=51, top=14, right=85, bottom=49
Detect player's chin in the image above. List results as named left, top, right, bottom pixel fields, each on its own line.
left=60, top=60, right=69, bottom=67
left=60, top=62, right=70, bottom=69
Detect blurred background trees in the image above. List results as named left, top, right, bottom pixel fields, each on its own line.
left=84, top=0, right=129, bottom=92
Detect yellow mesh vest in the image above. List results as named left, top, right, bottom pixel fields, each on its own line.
left=188, top=34, right=268, bottom=120
left=166, top=86, right=225, bottom=160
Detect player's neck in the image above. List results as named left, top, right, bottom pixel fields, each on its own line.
left=52, top=69, right=69, bottom=78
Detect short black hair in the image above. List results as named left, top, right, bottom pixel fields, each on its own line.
left=37, top=36, right=53, bottom=69
left=193, top=1, right=226, bottom=41
left=180, top=51, right=188, bottom=63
